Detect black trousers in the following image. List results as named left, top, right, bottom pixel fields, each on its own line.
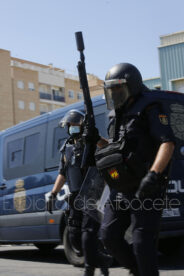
left=82, top=212, right=104, bottom=267
left=100, top=189, right=163, bottom=276
left=68, top=207, right=104, bottom=267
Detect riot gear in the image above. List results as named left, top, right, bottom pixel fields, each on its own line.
left=100, top=84, right=175, bottom=276
left=60, top=141, right=84, bottom=193
left=104, top=63, right=143, bottom=110
left=48, top=108, right=112, bottom=275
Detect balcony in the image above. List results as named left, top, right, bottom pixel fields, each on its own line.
left=39, top=92, right=52, bottom=100
left=39, top=91, right=65, bottom=103
left=53, top=95, right=65, bottom=102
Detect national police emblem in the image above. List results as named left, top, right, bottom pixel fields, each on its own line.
left=14, top=179, right=26, bottom=213
left=170, top=104, right=184, bottom=140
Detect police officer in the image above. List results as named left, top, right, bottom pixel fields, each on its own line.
left=85, top=63, right=175, bottom=276
left=46, top=109, right=111, bottom=276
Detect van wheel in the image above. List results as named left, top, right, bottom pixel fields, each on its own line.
left=63, top=226, right=84, bottom=267
left=158, top=237, right=181, bottom=256
left=34, top=243, right=58, bottom=251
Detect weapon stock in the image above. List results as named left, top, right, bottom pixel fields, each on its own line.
left=75, top=31, right=96, bottom=168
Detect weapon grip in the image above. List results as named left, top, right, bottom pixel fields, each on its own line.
left=75, top=32, right=85, bottom=51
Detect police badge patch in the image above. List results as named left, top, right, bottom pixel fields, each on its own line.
left=159, top=114, right=168, bottom=125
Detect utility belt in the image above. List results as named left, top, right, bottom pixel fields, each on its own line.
left=95, top=139, right=147, bottom=193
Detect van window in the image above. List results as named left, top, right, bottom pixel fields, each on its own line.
left=3, top=123, right=47, bottom=180
left=53, top=127, right=68, bottom=158
left=8, top=138, right=24, bottom=168
left=45, top=118, right=68, bottom=170
left=24, top=133, right=40, bottom=164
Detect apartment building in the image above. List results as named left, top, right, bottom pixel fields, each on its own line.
left=0, top=49, right=103, bottom=131
left=87, top=74, right=104, bottom=96
left=0, top=49, right=14, bottom=130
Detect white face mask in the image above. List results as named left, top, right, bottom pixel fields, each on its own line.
left=69, top=126, right=81, bottom=135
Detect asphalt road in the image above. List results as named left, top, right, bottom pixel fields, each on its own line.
left=0, top=245, right=183, bottom=276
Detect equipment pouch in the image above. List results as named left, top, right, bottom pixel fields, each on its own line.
left=95, top=140, right=146, bottom=193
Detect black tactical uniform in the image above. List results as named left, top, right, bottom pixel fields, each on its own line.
left=92, top=64, right=175, bottom=276
left=101, top=99, right=175, bottom=276
left=55, top=110, right=111, bottom=276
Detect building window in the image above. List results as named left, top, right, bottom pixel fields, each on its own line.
left=77, top=92, right=83, bottom=100
left=68, top=90, right=74, bottom=99
left=29, top=102, right=35, bottom=111
left=17, top=81, right=24, bottom=90
left=52, top=87, right=65, bottom=102
left=28, top=82, right=35, bottom=91
left=18, top=100, right=25, bottom=110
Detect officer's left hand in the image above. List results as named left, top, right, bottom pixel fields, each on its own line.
left=46, top=192, right=57, bottom=214
left=135, top=171, right=161, bottom=200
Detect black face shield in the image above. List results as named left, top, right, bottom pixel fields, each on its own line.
left=104, top=79, right=131, bottom=110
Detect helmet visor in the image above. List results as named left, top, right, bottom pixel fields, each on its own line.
left=59, top=109, right=84, bottom=127
left=104, top=79, right=130, bottom=110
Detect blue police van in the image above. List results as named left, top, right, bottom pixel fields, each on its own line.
left=0, top=92, right=184, bottom=264
left=0, top=95, right=109, bottom=265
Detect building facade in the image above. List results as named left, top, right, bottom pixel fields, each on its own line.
left=159, top=31, right=184, bottom=92
left=144, top=31, right=184, bottom=92
left=143, top=77, right=161, bottom=90
left=0, top=49, right=14, bottom=130
left=0, top=49, right=103, bottom=131
left=3, top=30, right=184, bottom=131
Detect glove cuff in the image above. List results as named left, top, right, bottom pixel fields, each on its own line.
left=149, top=170, right=161, bottom=180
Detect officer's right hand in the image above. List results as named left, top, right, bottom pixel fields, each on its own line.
left=83, top=124, right=101, bottom=144
left=46, top=192, right=57, bottom=214
left=135, top=171, right=161, bottom=200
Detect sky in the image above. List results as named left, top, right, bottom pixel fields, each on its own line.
left=0, top=0, right=184, bottom=80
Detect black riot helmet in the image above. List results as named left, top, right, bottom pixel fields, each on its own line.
left=59, top=109, right=85, bottom=137
left=104, top=63, right=143, bottom=110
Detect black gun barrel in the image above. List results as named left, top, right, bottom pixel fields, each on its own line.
left=75, top=31, right=96, bottom=168
left=75, top=32, right=85, bottom=51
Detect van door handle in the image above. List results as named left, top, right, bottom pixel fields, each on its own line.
left=0, top=184, right=7, bottom=190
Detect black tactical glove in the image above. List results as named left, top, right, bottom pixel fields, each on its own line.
left=46, top=192, right=57, bottom=214
left=135, top=171, right=161, bottom=200
left=82, top=125, right=101, bottom=144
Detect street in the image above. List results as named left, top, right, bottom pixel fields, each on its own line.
left=0, top=245, right=183, bottom=276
